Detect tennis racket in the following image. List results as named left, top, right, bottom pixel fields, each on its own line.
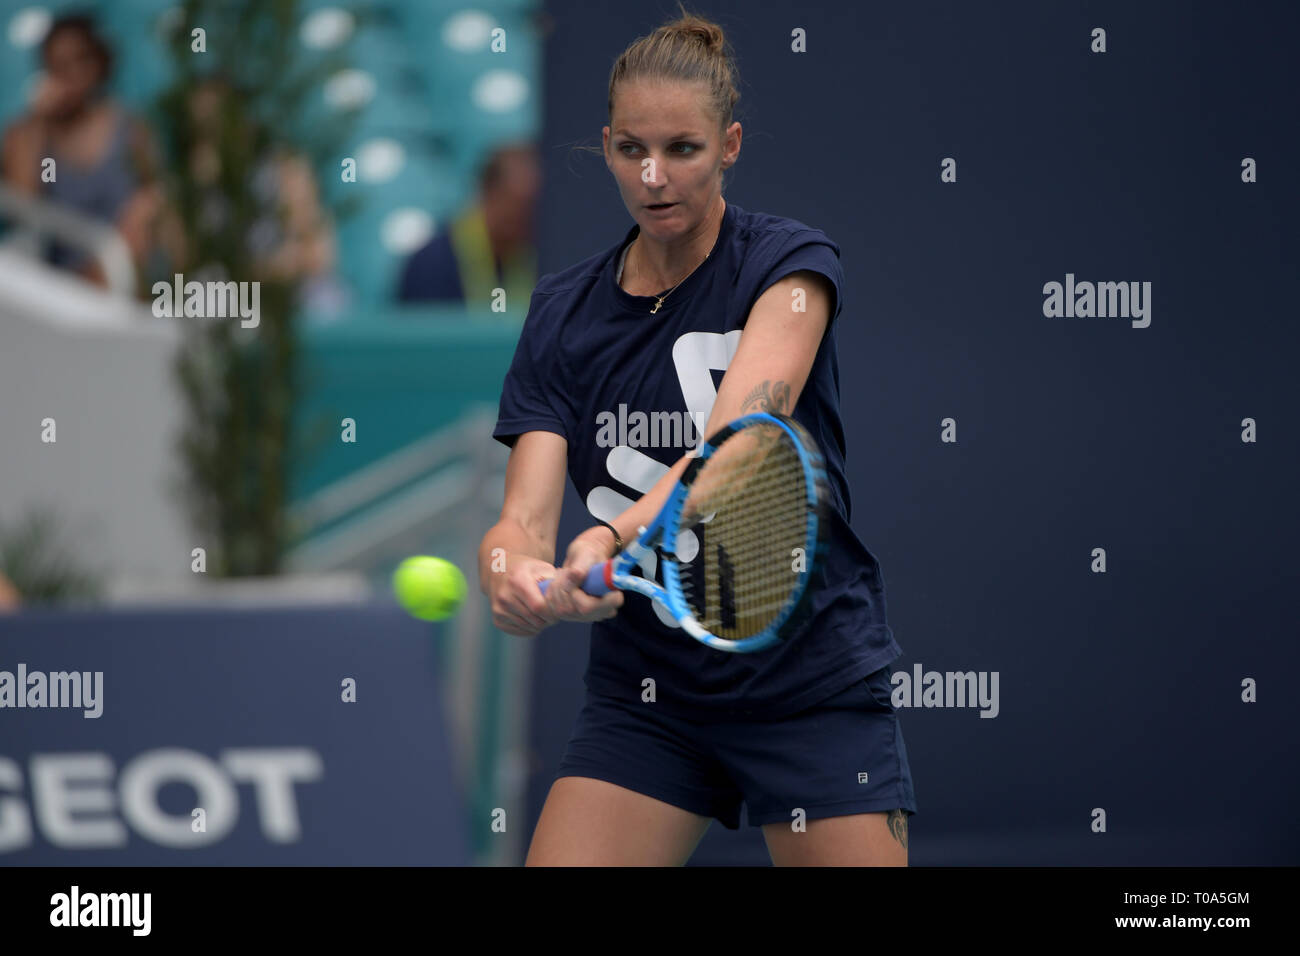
left=539, top=412, right=828, bottom=653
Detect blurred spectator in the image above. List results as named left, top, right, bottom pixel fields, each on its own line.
left=0, top=571, right=19, bottom=612
left=0, top=13, right=168, bottom=290
left=398, top=142, right=539, bottom=309
left=178, top=75, right=345, bottom=314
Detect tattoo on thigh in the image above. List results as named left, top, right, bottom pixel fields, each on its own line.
left=886, top=809, right=908, bottom=850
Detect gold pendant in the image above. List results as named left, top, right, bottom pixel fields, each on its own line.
left=651, top=297, right=663, bottom=314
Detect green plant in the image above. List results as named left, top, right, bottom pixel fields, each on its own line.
left=0, top=507, right=103, bottom=604
left=152, top=0, right=355, bottom=576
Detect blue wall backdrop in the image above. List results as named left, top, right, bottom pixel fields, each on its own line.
left=521, top=0, right=1300, bottom=864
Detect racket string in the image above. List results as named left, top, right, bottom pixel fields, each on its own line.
left=677, top=424, right=809, bottom=641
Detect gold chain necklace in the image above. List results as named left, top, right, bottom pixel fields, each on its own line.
left=629, top=238, right=710, bottom=313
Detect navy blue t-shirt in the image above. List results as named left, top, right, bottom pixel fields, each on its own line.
left=492, top=200, right=901, bottom=719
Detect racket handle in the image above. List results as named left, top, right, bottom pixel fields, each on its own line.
left=539, top=561, right=613, bottom=597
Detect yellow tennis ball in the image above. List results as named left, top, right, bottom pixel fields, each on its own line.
left=392, top=556, right=467, bottom=622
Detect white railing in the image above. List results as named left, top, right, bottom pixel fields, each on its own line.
left=0, top=183, right=137, bottom=298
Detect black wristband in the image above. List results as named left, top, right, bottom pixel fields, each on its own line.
left=594, top=519, right=623, bottom=557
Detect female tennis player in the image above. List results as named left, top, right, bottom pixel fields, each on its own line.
left=478, top=10, right=916, bottom=866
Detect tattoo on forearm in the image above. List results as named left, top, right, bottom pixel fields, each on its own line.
left=740, top=380, right=792, bottom=415
left=886, top=809, right=908, bottom=850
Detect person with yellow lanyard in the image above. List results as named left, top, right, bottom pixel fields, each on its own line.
left=397, top=142, right=539, bottom=313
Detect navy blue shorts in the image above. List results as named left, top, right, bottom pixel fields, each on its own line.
left=555, top=664, right=917, bottom=829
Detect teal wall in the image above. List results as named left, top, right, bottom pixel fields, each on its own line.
left=291, top=309, right=522, bottom=503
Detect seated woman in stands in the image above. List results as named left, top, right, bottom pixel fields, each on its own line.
left=0, top=13, right=167, bottom=292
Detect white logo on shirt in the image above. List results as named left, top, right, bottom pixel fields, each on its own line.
left=585, top=330, right=741, bottom=628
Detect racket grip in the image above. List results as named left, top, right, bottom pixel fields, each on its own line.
left=539, top=561, right=613, bottom=597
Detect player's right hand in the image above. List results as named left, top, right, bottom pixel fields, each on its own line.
left=543, top=530, right=625, bottom=623
left=488, top=555, right=561, bottom=636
